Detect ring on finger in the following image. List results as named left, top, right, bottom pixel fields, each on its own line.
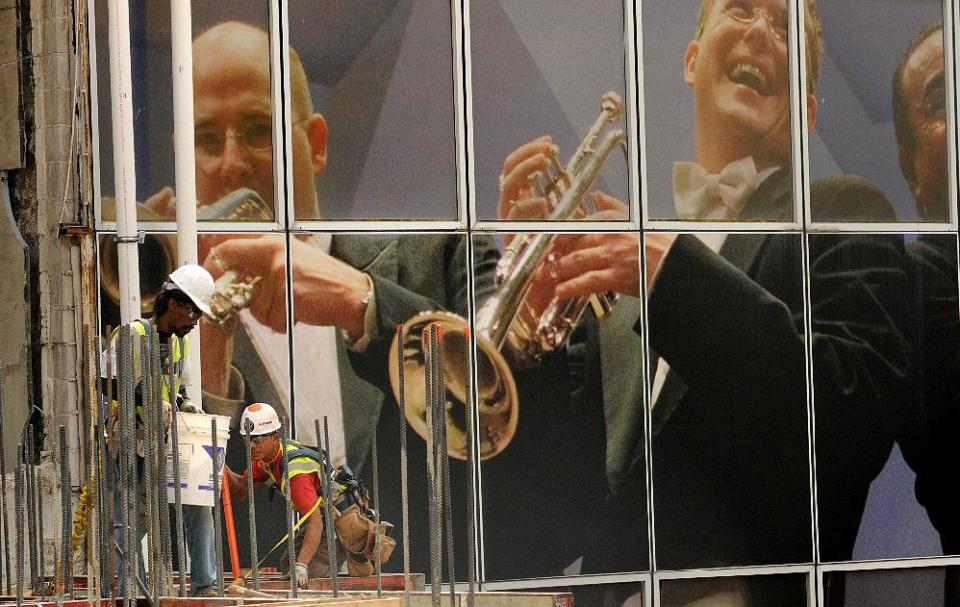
left=547, top=252, right=561, bottom=280
left=498, top=173, right=506, bottom=192
left=209, top=247, right=228, bottom=273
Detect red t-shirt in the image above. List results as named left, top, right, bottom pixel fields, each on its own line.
left=245, top=448, right=321, bottom=515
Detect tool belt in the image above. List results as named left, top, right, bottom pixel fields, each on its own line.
left=334, top=503, right=396, bottom=565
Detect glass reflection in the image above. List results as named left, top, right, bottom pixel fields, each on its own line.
left=96, top=2, right=277, bottom=223
left=471, top=0, right=629, bottom=221
left=809, top=2, right=947, bottom=222
left=807, top=233, right=924, bottom=563
left=288, top=0, right=458, bottom=220
left=824, top=566, right=958, bottom=607
left=648, top=232, right=809, bottom=569
left=659, top=573, right=806, bottom=607
left=475, top=232, right=648, bottom=580
left=642, top=0, right=812, bottom=222
left=907, top=235, right=960, bottom=558
left=272, top=231, right=476, bottom=581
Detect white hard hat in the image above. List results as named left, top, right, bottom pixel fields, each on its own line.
left=167, top=264, right=215, bottom=316
left=240, top=402, right=281, bottom=436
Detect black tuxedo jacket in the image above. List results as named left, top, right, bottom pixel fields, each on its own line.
left=906, top=235, right=960, bottom=555
left=640, top=171, right=910, bottom=569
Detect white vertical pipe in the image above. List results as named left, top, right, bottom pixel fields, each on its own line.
left=170, top=0, right=203, bottom=401
left=106, top=0, right=141, bottom=322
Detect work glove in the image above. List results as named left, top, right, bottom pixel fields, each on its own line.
left=294, top=562, right=309, bottom=589
left=162, top=401, right=173, bottom=431
left=178, top=399, right=202, bottom=414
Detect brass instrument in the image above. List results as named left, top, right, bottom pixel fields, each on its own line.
left=389, top=92, right=628, bottom=460
left=100, top=188, right=271, bottom=318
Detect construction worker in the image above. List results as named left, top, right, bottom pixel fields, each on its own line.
left=225, top=402, right=394, bottom=587
left=101, top=264, right=219, bottom=596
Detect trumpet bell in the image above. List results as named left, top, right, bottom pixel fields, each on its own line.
left=388, top=311, right=518, bottom=461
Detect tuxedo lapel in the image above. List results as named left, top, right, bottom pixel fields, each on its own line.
left=599, top=296, right=646, bottom=491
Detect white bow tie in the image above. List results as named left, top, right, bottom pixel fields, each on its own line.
left=672, top=157, right=759, bottom=220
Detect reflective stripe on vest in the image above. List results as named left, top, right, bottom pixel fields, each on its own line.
left=263, top=439, right=346, bottom=506
left=110, top=319, right=187, bottom=418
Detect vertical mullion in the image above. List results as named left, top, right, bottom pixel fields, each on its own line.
left=271, top=0, right=298, bottom=435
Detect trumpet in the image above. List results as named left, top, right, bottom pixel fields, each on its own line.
left=100, top=188, right=271, bottom=319
left=388, top=92, right=628, bottom=460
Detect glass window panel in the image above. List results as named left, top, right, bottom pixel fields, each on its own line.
left=292, top=232, right=472, bottom=580
left=642, top=0, right=800, bottom=222
left=659, top=573, right=807, bottom=607
left=813, top=233, right=957, bottom=561
left=194, top=231, right=291, bottom=566
left=907, top=234, right=960, bottom=558
left=823, top=566, right=958, bottom=607
left=523, top=580, right=646, bottom=607
left=808, top=1, right=948, bottom=223
left=470, top=0, right=630, bottom=222
left=475, top=232, right=648, bottom=579
left=96, top=229, right=292, bottom=568
left=287, top=1, right=459, bottom=221
left=647, top=232, right=811, bottom=569
left=96, top=1, right=278, bottom=223
left=806, top=233, right=940, bottom=562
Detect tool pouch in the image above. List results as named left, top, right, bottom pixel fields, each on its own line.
left=334, top=503, right=373, bottom=554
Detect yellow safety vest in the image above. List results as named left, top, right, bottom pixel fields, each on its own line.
left=110, top=319, right=188, bottom=419
left=263, top=440, right=346, bottom=508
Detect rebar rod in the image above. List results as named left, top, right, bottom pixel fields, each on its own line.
left=279, top=419, right=297, bottom=597
left=438, top=330, right=455, bottom=607
left=102, top=326, right=115, bottom=599
left=0, top=365, right=11, bottom=595
left=242, top=419, right=259, bottom=591
left=371, top=421, right=382, bottom=597
left=463, top=329, right=476, bottom=607
left=33, top=426, right=45, bottom=594
left=59, top=425, right=73, bottom=597
left=168, top=364, right=187, bottom=597
left=425, top=324, right=440, bottom=607
left=25, top=427, right=37, bottom=592
left=127, top=326, right=142, bottom=607
left=123, top=327, right=138, bottom=607
left=16, top=454, right=24, bottom=607
left=154, top=334, right=171, bottom=597
left=149, top=330, right=168, bottom=596
left=210, top=417, right=224, bottom=596
left=140, top=339, right=156, bottom=597
left=118, top=328, right=132, bottom=607
left=83, top=325, right=100, bottom=605
left=316, top=417, right=338, bottom=596
left=397, top=326, right=411, bottom=607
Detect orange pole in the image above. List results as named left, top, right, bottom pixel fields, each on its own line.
left=221, top=468, right=241, bottom=581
